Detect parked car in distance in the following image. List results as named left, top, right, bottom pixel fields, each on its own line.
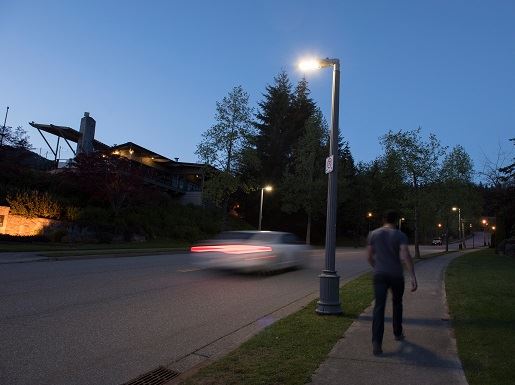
left=190, top=231, right=310, bottom=273
left=432, top=237, right=443, bottom=246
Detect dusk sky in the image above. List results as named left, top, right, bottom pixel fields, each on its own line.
left=2, top=0, right=514, bottom=178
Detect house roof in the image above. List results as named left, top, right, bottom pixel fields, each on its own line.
left=29, top=122, right=111, bottom=152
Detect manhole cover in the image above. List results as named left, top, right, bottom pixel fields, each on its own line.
left=122, top=366, right=179, bottom=385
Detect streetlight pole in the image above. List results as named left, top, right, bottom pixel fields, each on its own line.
left=453, top=207, right=461, bottom=249
left=299, top=57, right=342, bottom=315
left=258, top=186, right=272, bottom=231
left=482, top=219, right=487, bottom=246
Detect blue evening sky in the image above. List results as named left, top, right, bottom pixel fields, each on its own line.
left=1, top=0, right=514, bottom=177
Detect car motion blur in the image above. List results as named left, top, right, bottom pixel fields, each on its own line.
left=190, top=231, right=310, bottom=273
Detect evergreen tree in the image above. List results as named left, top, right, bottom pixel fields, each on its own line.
left=254, top=71, right=293, bottom=184
left=282, top=108, right=328, bottom=243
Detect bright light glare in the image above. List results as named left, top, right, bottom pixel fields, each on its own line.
left=452, top=207, right=458, bottom=211
left=299, top=58, right=321, bottom=71
left=264, top=185, right=273, bottom=192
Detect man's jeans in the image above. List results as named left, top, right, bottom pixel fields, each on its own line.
left=372, top=273, right=405, bottom=344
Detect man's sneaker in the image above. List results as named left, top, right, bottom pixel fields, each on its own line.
left=394, top=334, right=405, bottom=341
left=372, top=342, right=383, bottom=355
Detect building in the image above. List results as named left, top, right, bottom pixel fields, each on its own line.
left=29, top=113, right=206, bottom=205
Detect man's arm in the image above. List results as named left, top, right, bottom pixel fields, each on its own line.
left=367, top=245, right=375, bottom=268
left=400, top=244, right=417, bottom=292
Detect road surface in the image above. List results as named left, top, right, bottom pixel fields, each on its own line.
left=0, top=238, right=481, bottom=385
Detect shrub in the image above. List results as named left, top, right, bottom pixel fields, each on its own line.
left=6, top=190, right=61, bottom=219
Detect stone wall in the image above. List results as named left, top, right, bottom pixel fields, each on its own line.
left=0, top=206, right=62, bottom=236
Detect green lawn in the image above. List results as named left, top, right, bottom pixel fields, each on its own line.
left=446, top=249, right=515, bottom=385
left=181, top=273, right=374, bottom=385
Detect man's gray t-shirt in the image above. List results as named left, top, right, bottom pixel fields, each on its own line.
left=367, top=227, right=408, bottom=277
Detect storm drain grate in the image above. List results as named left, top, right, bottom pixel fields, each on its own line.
left=122, top=366, right=179, bottom=385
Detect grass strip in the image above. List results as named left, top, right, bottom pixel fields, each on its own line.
left=446, top=249, right=515, bottom=385
left=181, top=273, right=373, bottom=385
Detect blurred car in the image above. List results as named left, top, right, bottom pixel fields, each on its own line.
left=190, top=231, right=310, bottom=273
left=432, top=237, right=443, bottom=246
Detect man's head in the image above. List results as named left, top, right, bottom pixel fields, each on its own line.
left=383, top=210, right=399, bottom=225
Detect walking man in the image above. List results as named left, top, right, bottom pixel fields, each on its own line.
left=367, top=210, right=417, bottom=355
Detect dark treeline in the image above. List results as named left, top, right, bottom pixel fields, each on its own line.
left=1, top=74, right=513, bottom=246
left=197, top=72, right=514, bottom=251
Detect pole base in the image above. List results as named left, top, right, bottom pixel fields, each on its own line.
left=316, top=271, right=342, bottom=315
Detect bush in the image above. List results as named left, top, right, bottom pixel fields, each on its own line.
left=6, top=190, right=61, bottom=219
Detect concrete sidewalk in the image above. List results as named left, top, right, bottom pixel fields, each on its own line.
left=309, top=252, right=469, bottom=385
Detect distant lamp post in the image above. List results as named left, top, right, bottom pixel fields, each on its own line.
left=367, top=212, right=373, bottom=233
left=399, top=217, right=405, bottom=231
left=258, top=185, right=273, bottom=231
left=452, top=207, right=462, bottom=249
left=482, top=219, right=488, bottom=246
left=299, top=56, right=342, bottom=315
left=437, top=223, right=442, bottom=235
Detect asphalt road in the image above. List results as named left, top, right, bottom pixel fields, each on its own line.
left=0, top=239, right=478, bottom=385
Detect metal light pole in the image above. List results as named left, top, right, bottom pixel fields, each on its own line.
left=453, top=207, right=461, bottom=249
left=482, top=219, right=487, bottom=246
left=258, top=186, right=272, bottom=231
left=299, top=57, right=342, bottom=315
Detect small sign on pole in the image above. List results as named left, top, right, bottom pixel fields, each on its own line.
left=325, top=155, right=334, bottom=174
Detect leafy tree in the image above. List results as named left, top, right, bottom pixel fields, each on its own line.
left=196, top=85, right=254, bottom=225
left=380, top=127, right=446, bottom=257
left=481, top=138, right=515, bottom=241
left=282, top=109, right=328, bottom=243
left=65, top=152, right=145, bottom=215
left=0, top=125, right=32, bottom=150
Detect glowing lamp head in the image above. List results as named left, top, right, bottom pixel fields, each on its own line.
left=452, top=207, right=458, bottom=212
left=264, top=185, right=273, bottom=192
left=299, top=58, right=322, bottom=71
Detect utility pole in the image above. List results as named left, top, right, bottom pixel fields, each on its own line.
left=0, top=106, right=9, bottom=146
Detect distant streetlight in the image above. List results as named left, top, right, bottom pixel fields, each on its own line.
left=452, top=207, right=462, bottom=249
left=482, top=219, right=488, bottom=246
left=299, top=56, right=342, bottom=315
left=258, top=185, right=273, bottom=231
left=398, top=217, right=405, bottom=231
left=367, top=212, right=373, bottom=233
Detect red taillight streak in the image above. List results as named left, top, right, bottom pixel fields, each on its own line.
left=190, top=244, right=272, bottom=254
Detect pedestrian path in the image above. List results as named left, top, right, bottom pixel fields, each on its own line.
left=309, top=252, right=470, bottom=385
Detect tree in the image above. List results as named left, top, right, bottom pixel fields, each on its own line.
left=196, top=85, right=253, bottom=224
left=282, top=109, right=328, bottom=243
left=254, top=71, right=293, bottom=185
left=380, top=127, right=446, bottom=258
left=0, top=125, right=32, bottom=150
